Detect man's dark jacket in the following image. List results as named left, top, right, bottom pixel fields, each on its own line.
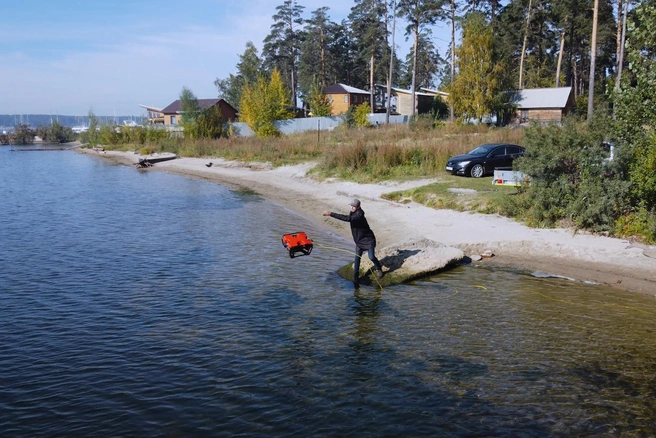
left=330, top=208, right=377, bottom=250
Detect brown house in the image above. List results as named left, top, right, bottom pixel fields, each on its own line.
left=509, top=87, right=575, bottom=123
left=160, top=98, right=238, bottom=125
left=324, top=83, right=371, bottom=115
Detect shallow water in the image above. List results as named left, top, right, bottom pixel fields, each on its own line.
left=1, top=147, right=655, bottom=436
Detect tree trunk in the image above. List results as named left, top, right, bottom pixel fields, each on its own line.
left=519, top=0, right=533, bottom=89
left=450, top=0, right=455, bottom=122
left=386, top=0, right=397, bottom=124
left=615, top=0, right=623, bottom=64
left=370, top=54, right=375, bottom=112
left=587, top=0, right=599, bottom=120
left=320, top=27, right=326, bottom=87
left=615, top=0, right=628, bottom=91
left=556, top=30, right=566, bottom=87
left=411, top=21, right=419, bottom=116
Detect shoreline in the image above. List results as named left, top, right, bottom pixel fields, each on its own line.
left=77, top=148, right=656, bottom=295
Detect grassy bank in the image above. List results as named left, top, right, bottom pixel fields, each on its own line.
left=98, top=120, right=525, bottom=214
left=91, top=117, right=655, bottom=243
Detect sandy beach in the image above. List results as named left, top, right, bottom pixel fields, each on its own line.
left=79, top=148, right=656, bottom=295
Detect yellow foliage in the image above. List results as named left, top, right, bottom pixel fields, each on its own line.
left=239, top=69, right=294, bottom=138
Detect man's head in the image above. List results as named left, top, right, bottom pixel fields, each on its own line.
left=349, top=199, right=361, bottom=209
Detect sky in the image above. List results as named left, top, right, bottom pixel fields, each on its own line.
left=1, top=0, right=452, bottom=116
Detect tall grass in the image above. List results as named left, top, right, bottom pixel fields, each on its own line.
left=100, top=121, right=524, bottom=182
left=312, top=122, right=524, bottom=182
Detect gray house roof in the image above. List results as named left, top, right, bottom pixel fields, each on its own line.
left=510, top=87, right=573, bottom=109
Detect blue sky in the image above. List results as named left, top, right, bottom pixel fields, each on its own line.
left=1, top=0, right=450, bottom=116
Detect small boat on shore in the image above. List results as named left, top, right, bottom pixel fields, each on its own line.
left=136, top=152, right=177, bottom=168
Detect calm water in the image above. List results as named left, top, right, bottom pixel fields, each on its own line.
left=1, top=147, right=655, bottom=437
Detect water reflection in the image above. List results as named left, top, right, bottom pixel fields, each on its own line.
left=2, top=148, right=656, bottom=436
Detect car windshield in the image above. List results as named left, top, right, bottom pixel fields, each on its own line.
left=468, top=145, right=494, bottom=156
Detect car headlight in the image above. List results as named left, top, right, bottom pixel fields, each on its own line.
left=457, top=161, right=470, bottom=167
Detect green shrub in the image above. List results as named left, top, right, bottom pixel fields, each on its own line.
left=615, top=207, right=656, bottom=244
left=353, top=103, right=371, bottom=128
left=513, top=116, right=629, bottom=230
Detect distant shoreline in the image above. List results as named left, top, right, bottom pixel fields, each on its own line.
left=76, top=147, right=656, bottom=295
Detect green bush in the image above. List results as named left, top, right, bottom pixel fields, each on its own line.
left=353, top=103, right=371, bottom=128
left=513, top=116, right=630, bottom=230
left=615, top=207, right=656, bottom=244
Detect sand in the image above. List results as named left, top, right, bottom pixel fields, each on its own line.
left=79, top=148, right=656, bottom=295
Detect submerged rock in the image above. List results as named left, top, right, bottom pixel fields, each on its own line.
left=337, top=238, right=465, bottom=287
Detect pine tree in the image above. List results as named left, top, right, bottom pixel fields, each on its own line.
left=398, top=0, right=445, bottom=114
left=215, top=42, right=263, bottom=110
left=299, top=7, right=340, bottom=99
left=349, top=0, right=390, bottom=109
left=308, top=82, right=333, bottom=116
left=399, top=31, right=443, bottom=90
left=263, top=0, right=305, bottom=110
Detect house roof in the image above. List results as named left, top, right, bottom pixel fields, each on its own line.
left=373, top=84, right=434, bottom=97
left=391, top=86, right=434, bottom=97
left=139, top=104, right=163, bottom=112
left=324, top=83, right=370, bottom=95
left=161, top=98, right=226, bottom=114
left=510, top=87, right=573, bottom=109
left=419, top=87, right=449, bottom=97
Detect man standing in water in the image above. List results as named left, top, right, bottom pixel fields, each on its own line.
left=323, top=199, right=385, bottom=288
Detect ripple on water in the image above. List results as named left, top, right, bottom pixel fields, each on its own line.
left=1, top=148, right=656, bottom=436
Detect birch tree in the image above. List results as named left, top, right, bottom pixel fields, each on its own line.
left=449, top=12, right=504, bottom=121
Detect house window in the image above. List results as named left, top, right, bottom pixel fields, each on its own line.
left=328, top=95, right=333, bottom=103
left=344, top=95, right=349, bottom=103
left=171, top=116, right=177, bottom=125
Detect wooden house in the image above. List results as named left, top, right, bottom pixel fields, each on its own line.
left=323, top=83, right=371, bottom=115
left=509, top=87, right=575, bottom=123
left=160, top=99, right=238, bottom=125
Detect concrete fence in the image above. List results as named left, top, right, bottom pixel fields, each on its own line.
left=231, top=114, right=410, bottom=137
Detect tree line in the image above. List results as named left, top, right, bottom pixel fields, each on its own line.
left=0, top=122, right=77, bottom=145
left=214, top=0, right=630, bottom=121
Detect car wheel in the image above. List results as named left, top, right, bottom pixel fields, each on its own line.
left=470, top=164, right=484, bottom=178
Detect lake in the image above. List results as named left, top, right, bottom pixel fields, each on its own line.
left=1, top=146, right=655, bottom=436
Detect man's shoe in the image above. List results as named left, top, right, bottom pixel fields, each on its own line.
left=377, top=270, right=385, bottom=280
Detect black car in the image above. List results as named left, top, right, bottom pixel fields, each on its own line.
left=445, top=143, right=525, bottom=178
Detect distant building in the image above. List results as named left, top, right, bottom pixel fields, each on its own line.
left=159, top=99, right=238, bottom=125
left=323, top=84, right=371, bottom=115
left=139, top=105, right=165, bottom=124
left=419, top=87, right=449, bottom=104
left=508, top=87, right=575, bottom=124
left=375, top=85, right=449, bottom=116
